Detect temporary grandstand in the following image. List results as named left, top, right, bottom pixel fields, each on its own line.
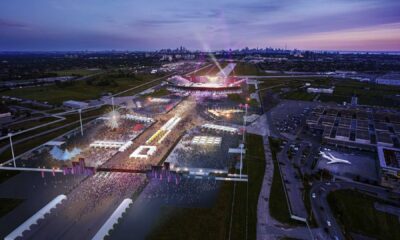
left=90, top=140, right=125, bottom=149
left=122, top=114, right=154, bottom=123
left=191, top=136, right=222, bottom=146
left=202, top=123, right=238, bottom=134
left=129, top=145, right=157, bottom=159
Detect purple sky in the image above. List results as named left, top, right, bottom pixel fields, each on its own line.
left=1, top=0, right=400, bottom=51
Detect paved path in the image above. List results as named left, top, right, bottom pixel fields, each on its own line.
left=248, top=114, right=313, bottom=240
left=277, top=142, right=308, bottom=220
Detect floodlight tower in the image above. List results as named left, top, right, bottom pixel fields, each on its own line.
left=239, top=103, right=248, bottom=178
left=111, top=96, right=115, bottom=112
left=78, top=109, right=83, bottom=136
left=8, top=133, right=16, bottom=167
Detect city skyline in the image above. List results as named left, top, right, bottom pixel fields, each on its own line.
left=1, top=0, right=400, bottom=51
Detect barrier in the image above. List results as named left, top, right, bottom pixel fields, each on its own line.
left=92, top=199, right=133, bottom=240
left=5, top=195, right=67, bottom=240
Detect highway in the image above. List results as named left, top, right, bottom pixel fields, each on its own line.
left=310, top=180, right=400, bottom=240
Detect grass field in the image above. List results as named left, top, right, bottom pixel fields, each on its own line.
left=0, top=198, right=24, bottom=218
left=8, top=116, right=59, bottom=131
left=0, top=106, right=110, bottom=162
left=141, top=88, right=171, bottom=98
left=268, top=137, right=300, bottom=225
left=0, top=79, right=137, bottom=104
left=0, top=73, right=167, bottom=104
left=148, top=134, right=266, bottom=240
left=282, top=91, right=316, bottom=101
left=188, top=64, right=217, bottom=76
left=232, top=62, right=263, bottom=76
left=0, top=117, right=97, bottom=162
left=328, top=190, right=400, bottom=240
left=52, top=68, right=102, bottom=77
left=259, top=76, right=400, bottom=108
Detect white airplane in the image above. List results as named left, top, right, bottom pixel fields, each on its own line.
left=320, top=151, right=351, bottom=165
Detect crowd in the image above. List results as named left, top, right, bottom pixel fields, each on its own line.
left=165, top=129, right=239, bottom=170
left=65, top=172, right=147, bottom=216
left=143, top=176, right=220, bottom=207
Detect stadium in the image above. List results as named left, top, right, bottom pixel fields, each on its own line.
left=166, top=63, right=246, bottom=95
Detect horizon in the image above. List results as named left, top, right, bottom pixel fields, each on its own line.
left=1, top=0, right=400, bottom=52
left=1, top=49, right=400, bottom=54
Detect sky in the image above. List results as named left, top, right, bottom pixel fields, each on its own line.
left=1, top=0, right=400, bottom=51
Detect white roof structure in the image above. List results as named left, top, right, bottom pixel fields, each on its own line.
left=202, top=123, right=238, bottom=133
left=307, top=87, right=334, bottom=94
left=90, top=141, right=125, bottom=149
left=63, top=100, right=89, bottom=109
left=118, top=141, right=133, bottom=152
left=45, top=141, right=65, bottom=146
left=191, top=136, right=222, bottom=145
left=122, top=114, right=153, bottom=123
left=229, top=148, right=246, bottom=154
left=96, top=116, right=110, bottom=121
left=5, top=195, right=67, bottom=240
left=149, top=98, right=170, bottom=103
left=244, top=114, right=260, bottom=123
left=92, top=198, right=133, bottom=240
left=129, top=145, right=157, bottom=159
left=161, top=117, right=181, bottom=131
left=146, top=117, right=181, bottom=144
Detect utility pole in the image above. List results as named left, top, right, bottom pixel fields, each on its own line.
left=240, top=104, right=248, bottom=178
left=111, top=96, right=115, bottom=112
left=9, top=133, right=16, bottom=167
left=78, top=109, right=83, bottom=136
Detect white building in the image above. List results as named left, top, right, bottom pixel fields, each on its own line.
left=63, top=100, right=89, bottom=109
left=307, top=87, right=334, bottom=94
left=376, top=75, right=400, bottom=86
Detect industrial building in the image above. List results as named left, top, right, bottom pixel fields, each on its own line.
left=63, top=100, right=89, bottom=109
left=307, top=106, right=400, bottom=150
left=377, top=146, right=400, bottom=189
left=376, top=74, right=400, bottom=86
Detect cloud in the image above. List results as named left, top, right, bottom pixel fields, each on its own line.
left=281, top=23, right=400, bottom=51
left=0, top=18, right=28, bottom=29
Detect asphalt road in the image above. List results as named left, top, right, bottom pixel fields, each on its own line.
left=310, top=180, right=400, bottom=240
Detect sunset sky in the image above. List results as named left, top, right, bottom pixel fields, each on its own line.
left=1, top=0, right=400, bottom=51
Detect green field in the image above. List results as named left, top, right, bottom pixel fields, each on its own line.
left=0, top=106, right=110, bottom=162
left=52, top=68, right=102, bottom=77
left=189, top=64, right=216, bottom=76
left=8, top=116, right=59, bottom=131
left=232, top=62, right=263, bottom=76
left=282, top=91, right=316, bottom=101
left=259, top=76, right=400, bottom=108
left=141, top=88, right=171, bottom=98
left=148, top=134, right=266, bottom=240
left=268, top=137, right=300, bottom=225
left=328, top=190, right=400, bottom=240
left=191, top=62, right=229, bottom=76
left=1, top=79, right=136, bottom=104
left=0, top=73, right=167, bottom=104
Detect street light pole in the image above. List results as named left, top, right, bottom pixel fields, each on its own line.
left=8, top=133, right=16, bottom=167
left=240, top=104, right=248, bottom=179
left=111, top=96, right=115, bottom=112
left=78, top=109, right=83, bottom=136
